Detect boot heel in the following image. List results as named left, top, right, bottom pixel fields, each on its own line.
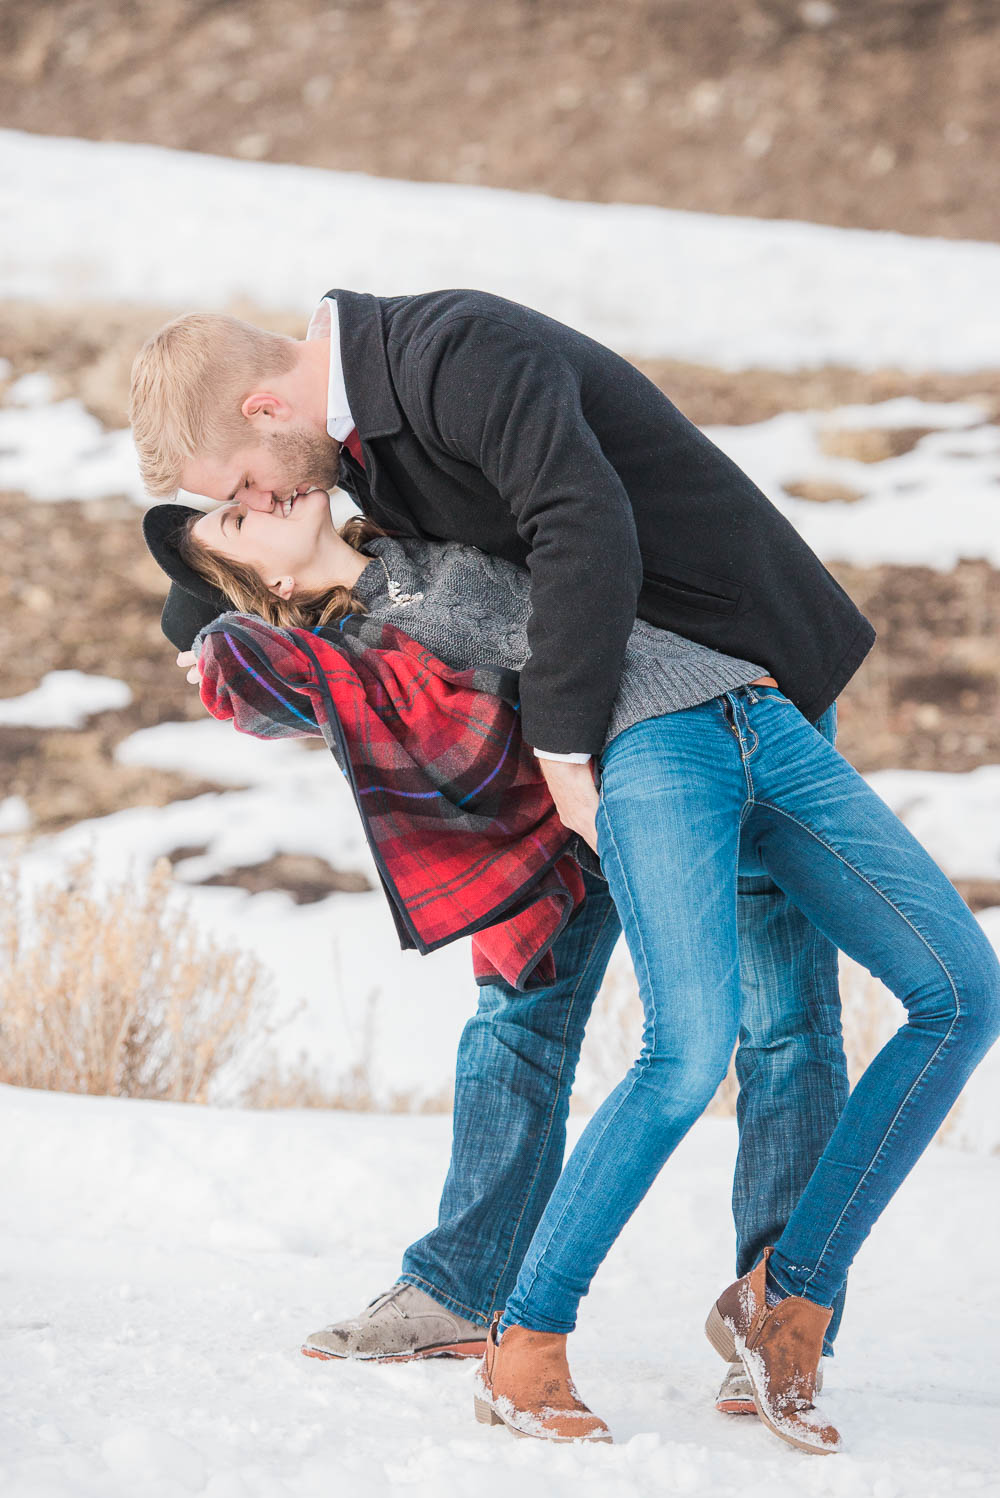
left=705, top=1303, right=737, bottom=1362
left=474, top=1396, right=502, bottom=1426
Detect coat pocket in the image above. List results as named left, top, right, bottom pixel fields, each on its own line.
left=641, top=559, right=743, bottom=616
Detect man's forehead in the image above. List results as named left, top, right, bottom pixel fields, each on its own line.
left=181, top=452, right=239, bottom=501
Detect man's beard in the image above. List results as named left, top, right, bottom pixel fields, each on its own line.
left=264, top=426, right=342, bottom=494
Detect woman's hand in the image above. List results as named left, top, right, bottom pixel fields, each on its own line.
left=535, top=757, right=601, bottom=854
left=177, top=650, right=202, bottom=686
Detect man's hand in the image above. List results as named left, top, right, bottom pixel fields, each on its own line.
left=177, top=649, right=202, bottom=686
left=535, top=756, right=601, bottom=854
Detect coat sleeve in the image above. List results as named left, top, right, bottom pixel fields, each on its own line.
left=416, top=316, right=643, bottom=755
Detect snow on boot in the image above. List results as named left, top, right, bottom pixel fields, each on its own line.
left=473, top=1314, right=612, bottom=1443
left=706, top=1248, right=840, bottom=1454
left=715, top=1353, right=825, bottom=1415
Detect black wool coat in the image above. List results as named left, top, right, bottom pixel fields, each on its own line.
left=325, top=288, right=874, bottom=755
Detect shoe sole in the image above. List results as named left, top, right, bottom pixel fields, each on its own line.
left=302, top=1339, right=486, bottom=1363
left=473, top=1396, right=613, bottom=1444
left=715, top=1398, right=756, bottom=1416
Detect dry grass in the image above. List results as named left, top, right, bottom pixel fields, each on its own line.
left=0, top=852, right=273, bottom=1103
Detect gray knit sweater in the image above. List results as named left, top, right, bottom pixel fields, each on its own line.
left=352, top=535, right=766, bottom=753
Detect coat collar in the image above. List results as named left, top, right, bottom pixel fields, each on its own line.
left=323, top=288, right=404, bottom=439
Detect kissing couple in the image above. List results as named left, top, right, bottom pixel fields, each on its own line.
left=133, top=287, right=1000, bottom=1453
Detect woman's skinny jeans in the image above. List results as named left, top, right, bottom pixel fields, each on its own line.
left=499, top=687, right=1000, bottom=1334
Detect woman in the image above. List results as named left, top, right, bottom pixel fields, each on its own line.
left=157, top=488, right=1000, bottom=1455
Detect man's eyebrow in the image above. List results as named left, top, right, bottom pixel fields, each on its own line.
left=224, top=475, right=245, bottom=505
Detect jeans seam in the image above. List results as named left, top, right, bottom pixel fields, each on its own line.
left=483, top=890, right=620, bottom=1320
left=505, top=793, right=653, bottom=1328
left=755, top=798, right=963, bottom=1296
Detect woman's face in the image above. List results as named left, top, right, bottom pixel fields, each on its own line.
left=191, top=486, right=336, bottom=592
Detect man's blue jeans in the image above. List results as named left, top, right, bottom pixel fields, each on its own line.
left=497, top=688, right=1000, bottom=1336
left=402, top=699, right=851, bottom=1354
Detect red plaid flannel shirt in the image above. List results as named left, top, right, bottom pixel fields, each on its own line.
left=196, top=612, right=596, bottom=991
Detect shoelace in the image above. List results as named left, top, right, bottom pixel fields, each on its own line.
left=364, top=1284, right=409, bottom=1315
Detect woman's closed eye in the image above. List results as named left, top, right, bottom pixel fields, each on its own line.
left=219, top=502, right=246, bottom=537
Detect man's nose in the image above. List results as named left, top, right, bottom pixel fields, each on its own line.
left=242, top=490, right=277, bottom=512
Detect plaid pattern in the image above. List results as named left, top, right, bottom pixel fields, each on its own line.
left=196, top=612, right=589, bottom=991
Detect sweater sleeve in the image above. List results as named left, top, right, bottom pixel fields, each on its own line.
left=417, top=316, right=643, bottom=755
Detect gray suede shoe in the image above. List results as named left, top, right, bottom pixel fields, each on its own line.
left=302, top=1282, right=487, bottom=1362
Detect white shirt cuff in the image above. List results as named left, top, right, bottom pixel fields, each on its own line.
left=533, top=748, right=593, bottom=764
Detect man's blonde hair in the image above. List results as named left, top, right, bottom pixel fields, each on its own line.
left=128, top=313, right=297, bottom=497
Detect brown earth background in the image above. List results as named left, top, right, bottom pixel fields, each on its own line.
left=1, top=1, right=998, bottom=910
left=2, top=0, right=998, bottom=240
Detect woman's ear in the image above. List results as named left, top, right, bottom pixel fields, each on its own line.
left=268, top=576, right=296, bottom=600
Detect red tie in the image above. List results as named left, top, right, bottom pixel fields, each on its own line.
left=343, top=427, right=365, bottom=469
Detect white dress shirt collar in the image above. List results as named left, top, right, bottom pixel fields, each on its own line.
left=306, top=295, right=355, bottom=443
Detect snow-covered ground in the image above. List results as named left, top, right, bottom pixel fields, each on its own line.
left=1, top=1086, right=997, bottom=1498
left=705, top=398, right=1000, bottom=570
left=3, top=128, right=1000, bottom=371
left=0, top=669, right=132, bottom=729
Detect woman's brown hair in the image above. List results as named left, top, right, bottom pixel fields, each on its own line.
left=177, top=511, right=390, bottom=631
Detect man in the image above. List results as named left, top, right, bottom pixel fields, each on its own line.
left=130, top=288, right=872, bottom=1409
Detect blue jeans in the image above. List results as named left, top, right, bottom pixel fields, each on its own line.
left=497, top=687, right=1000, bottom=1336
left=402, top=700, right=850, bottom=1354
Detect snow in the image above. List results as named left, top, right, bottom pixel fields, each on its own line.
left=5, top=370, right=57, bottom=406
left=0, top=795, right=31, bottom=834
left=704, top=400, right=1000, bottom=569
left=0, top=397, right=146, bottom=503
left=0, top=670, right=132, bottom=728
left=3, top=127, right=1000, bottom=372
left=868, top=766, right=1000, bottom=881
left=1, top=1087, right=997, bottom=1497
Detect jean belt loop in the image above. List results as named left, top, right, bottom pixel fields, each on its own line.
left=745, top=683, right=760, bottom=706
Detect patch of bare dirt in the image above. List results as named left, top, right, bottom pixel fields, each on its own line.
left=0, top=1, right=997, bottom=240
left=831, top=558, right=1000, bottom=773
left=165, top=846, right=373, bottom=902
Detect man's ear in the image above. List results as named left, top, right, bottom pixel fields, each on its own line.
left=241, top=390, right=289, bottom=424
left=268, top=576, right=296, bottom=600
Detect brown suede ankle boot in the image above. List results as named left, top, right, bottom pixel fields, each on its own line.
left=473, top=1314, right=613, bottom=1443
left=705, top=1247, right=840, bottom=1455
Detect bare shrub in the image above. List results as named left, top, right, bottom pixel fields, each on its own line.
left=0, top=852, right=272, bottom=1103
